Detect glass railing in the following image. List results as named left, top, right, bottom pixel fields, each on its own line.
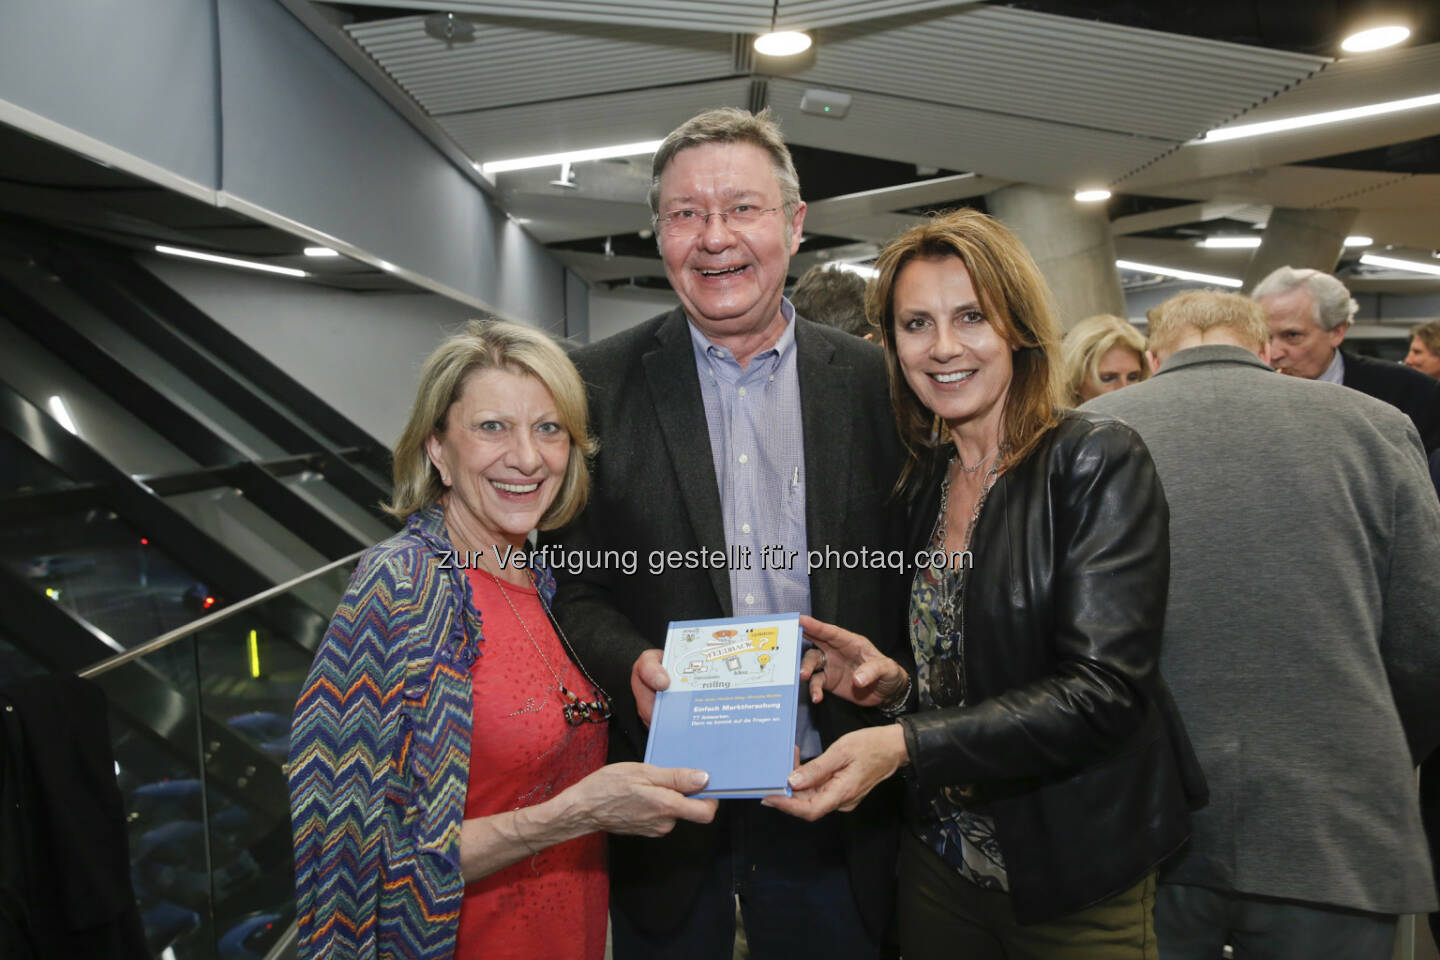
left=79, top=549, right=362, bottom=960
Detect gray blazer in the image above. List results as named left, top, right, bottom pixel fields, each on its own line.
left=1086, top=344, right=1440, bottom=915
left=544, top=307, right=909, bottom=938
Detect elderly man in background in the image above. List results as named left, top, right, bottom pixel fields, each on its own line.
left=1253, top=265, right=1440, bottom=451
left=1086, top=290, right=1440, bottom=960
left=1408, top=320, right=1440, bottom=379
left=544, top=108, right=907, bottom=959
left=789, top=263, right=871, bottom=338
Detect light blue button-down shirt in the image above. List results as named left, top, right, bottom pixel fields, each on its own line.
left=1317, top=348, right=1345, bottom=384
left=688, top=299, right=822, bottom=756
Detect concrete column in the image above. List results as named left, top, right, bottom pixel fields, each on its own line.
left=987, top=184, right=1125, bottom=330
left=1242, top=207, right=1358, bottom=293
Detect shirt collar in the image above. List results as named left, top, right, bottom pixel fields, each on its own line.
left=687, top=297, right=796, bottom=371
left=1316, top=348, right=1345, bottom=384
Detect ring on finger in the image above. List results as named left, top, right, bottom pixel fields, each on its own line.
left=815, top=650, right=828, bottom=674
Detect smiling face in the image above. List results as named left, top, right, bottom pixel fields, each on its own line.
left=656, top=141, right=806, bottom=359
left=1261, top=287, right=1346, bottom=379
left=892, top=256, right=1015, bottom=444
left=425, top=368, right=571, bottom=550
left=1405, top=335, right=1440, bottom=378
left=1079, top=345, right=1145, bottom=401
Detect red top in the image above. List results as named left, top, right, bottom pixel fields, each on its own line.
left=455, top=570, right=608, bottom=960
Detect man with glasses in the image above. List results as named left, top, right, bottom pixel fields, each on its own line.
left=545, top=108, right=907, bottom=959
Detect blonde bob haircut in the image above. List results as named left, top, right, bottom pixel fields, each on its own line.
left=867, top=208, right=1063, bottom=492
left=386, top=318, right=596, bottom=527
left=1061, top=313, right=1151, bottom=406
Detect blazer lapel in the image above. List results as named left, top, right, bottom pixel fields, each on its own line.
left=795, top=320, right=852, bottom=622
left=643, top=308, right=731, bottom=615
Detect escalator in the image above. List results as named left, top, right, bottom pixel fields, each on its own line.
left=76, top=552, right=360, bottom=960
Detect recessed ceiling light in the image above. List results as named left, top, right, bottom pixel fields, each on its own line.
left=304, top=246, right=339, bottom=257
left=481, top=139, right=664, bottom=175
left=1343, top=235, right=1373, bottom=247
left=754, top=31, right=812, bottom=57
left=1075, top=189, right=1111, bottom=202
left=1193, top=91, right=1440, bottom=144
left=155, top=245, right=307, bottom=278
left=1341, top=25, right=1410, bottom=53
left=1359, top=253, right=1440, bottom=278
left=1116, top=259, right=1243, bottom=288
left=1199, top=237, right=1262, bottom=249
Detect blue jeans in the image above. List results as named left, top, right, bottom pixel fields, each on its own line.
left=610, top=801, right=883, bottom=960
left=1155, top=883, right=1396, bottom=960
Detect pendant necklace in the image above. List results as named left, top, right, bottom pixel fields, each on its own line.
left=478, top=565, right=610, bottom=726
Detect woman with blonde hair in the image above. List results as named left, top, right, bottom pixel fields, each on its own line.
left=289, top=318, right=715, bottom=960
left=766, top=210, right=1204, bottom=959
left=1062, top=313, right=1151, bottom=406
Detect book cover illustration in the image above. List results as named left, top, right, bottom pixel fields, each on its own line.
left=644, top=613, right=802, bottom=799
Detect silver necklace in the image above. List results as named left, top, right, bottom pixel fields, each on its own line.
left=954, top=446, right=998, bottom=475
left=927, top=453, right=1002, bottom=707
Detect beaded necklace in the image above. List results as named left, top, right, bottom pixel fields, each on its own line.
left=477, top=566, right=610, bottom=726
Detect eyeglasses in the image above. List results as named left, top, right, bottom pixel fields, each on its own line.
left=655, top=204, right=782, bottom=238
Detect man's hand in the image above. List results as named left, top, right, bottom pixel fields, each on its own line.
left=630, top=649, right=670, bottom=727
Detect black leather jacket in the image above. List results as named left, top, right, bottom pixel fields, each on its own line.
left=897, top=411, right=1207, bottom=924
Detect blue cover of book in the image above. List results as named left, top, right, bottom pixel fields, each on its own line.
left=643, top=613, right=802, bottom=799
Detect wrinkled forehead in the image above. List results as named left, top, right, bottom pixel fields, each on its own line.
left=657, top=142, right=783, bottom=205
left=1259, top=288, right=1318, bottom=329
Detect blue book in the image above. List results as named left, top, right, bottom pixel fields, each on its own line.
left=643, top=613, right=802, bottom=799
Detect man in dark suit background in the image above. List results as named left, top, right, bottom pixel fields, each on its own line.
left=1254, top=265, right=1440, bottom=452
left=545, top=108, right=908, bottom=959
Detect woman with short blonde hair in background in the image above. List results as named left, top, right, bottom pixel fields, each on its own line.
left=1062, top=313, right=1151, bottom=406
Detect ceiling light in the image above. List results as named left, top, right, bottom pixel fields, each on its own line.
left=304, top=246, right=339, bottom=257
left=1359, top=253, right=1440, bottom=278
left=754, top=31, right=812, bottom=57
left=833, top=262, right=878, bottom=279
left=155, top=245, right=307, bottom=278
left=1343, top=235, right=1373, bottom=247
left=423, top=12, right=476, bottom=43
left=480, top=139, right=664, bottom=175
left=1341, top=25, right=1410, bottom=53
left=1193, top=91, right=1440, bottom=144
left=1199, top=237, right=1262, bottom=249
left=1115, top=259, right=1243, bottom=288
left=1074, top=189, right=1111, bottom=202
left=47, top=395, right=78, bottom=435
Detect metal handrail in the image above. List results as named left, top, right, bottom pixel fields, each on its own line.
left=78, top=549, right=364, bottom=679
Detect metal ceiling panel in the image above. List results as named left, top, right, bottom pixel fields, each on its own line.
left=1122, top=165, right=1408, bottom=207
left=330, top=0, right=975, bottom=32
left=774, top=1, right=976, bottom=30
left=792, top=5, right=1326, bottom=142
left=328, top=1, right=777, bottom=32
left=768, top=79, right=1163, bottom=189
left=1218, top=44, right=1440, bottom=123
left=346, top=17, right=736, bottom=115
left=440, top=78, right=752, bottom=166
left=1121, top=106, right=1440, bottom=191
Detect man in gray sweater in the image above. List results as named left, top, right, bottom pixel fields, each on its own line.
left=1086, top=290, right=1440, bottom=960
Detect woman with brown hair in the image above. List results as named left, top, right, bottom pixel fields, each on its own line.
left=766, top=210, right=1204, bottom=959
